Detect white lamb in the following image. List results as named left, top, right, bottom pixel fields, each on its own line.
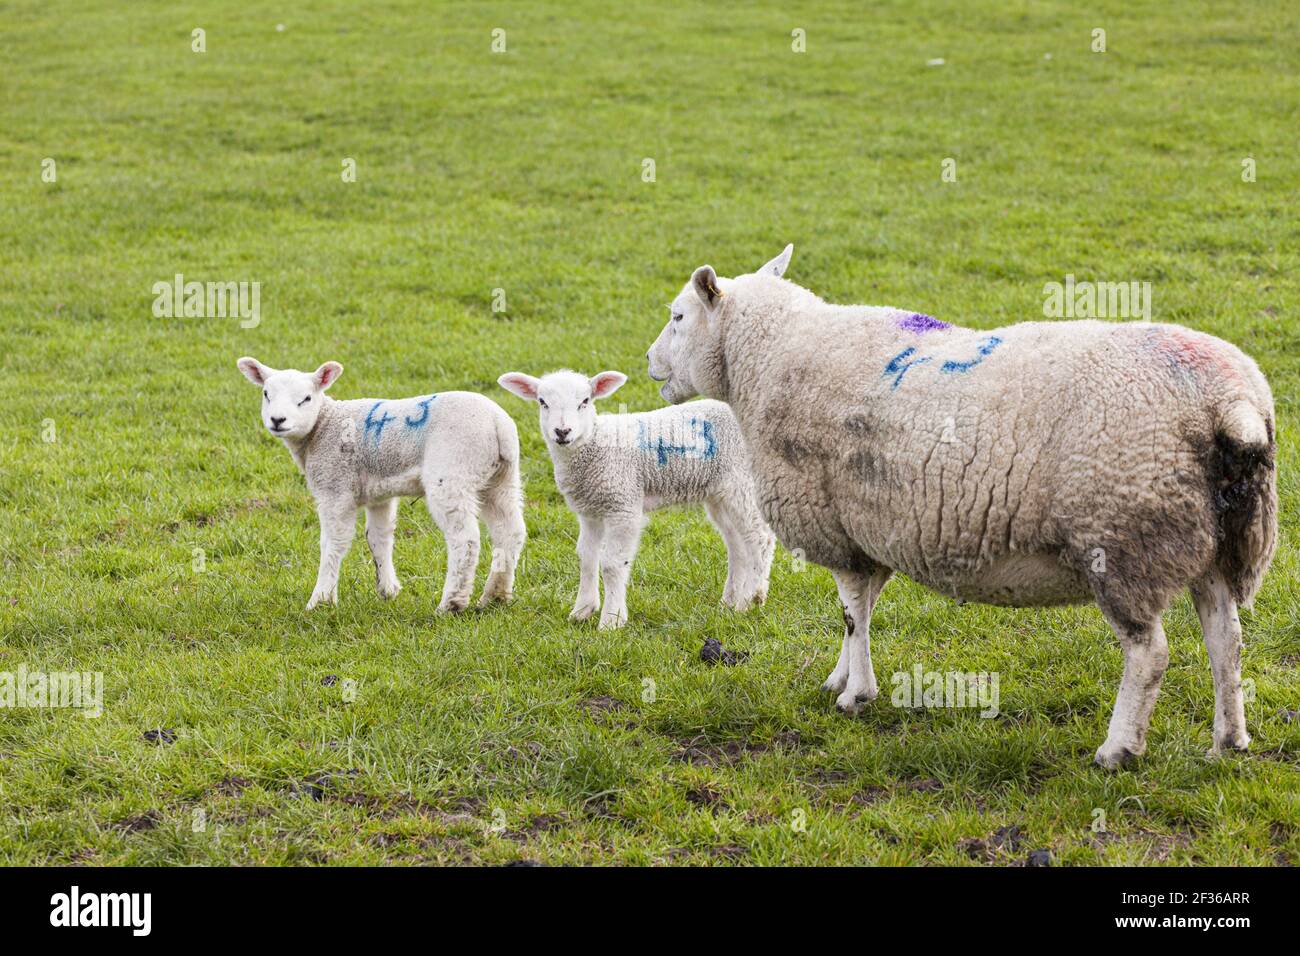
left=237, top=357, right=526, bottom=612
left=497, top=369, right=775, bottom=629
left=647, top=246, right=1278, bottom=768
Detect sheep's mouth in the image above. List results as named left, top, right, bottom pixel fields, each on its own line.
left=553, top=436, right=572, bottom=446
left=269, top=425, right=289, bottom=435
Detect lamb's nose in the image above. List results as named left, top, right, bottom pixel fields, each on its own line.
left=270, top=416, right=286, bottom=428
left=554, top=427, right=571, bottom=440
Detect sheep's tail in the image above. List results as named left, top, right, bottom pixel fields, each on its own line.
left=485, top=406, right=524, bottom=512
left=1212, top=398, right=1278, bottom=607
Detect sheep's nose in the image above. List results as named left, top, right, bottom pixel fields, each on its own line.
left=554, top=427, right=571, bottom=440
left=270, top=416, right=286, bottom=428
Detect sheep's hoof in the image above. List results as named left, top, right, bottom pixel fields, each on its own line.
left=569, top=602, right=598, bottom=621
left=1207, top=733, right=1250, bottom=758
left=306, top=592, right=336, bottom=610
left=1093, top=742, right=1140, bottom=770
left=377, top=580, right=402, bottom=600
left=477, top=590, right=512, bottom=608
left=438, top=598, right=468, bottom=614
left=822, top=672, right=848, bottom=695
left=834, top=689, right=875, bottom=715
left=597, top=615, right=627, bottom=631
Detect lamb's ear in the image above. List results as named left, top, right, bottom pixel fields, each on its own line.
left=314, top=361, right=343, bottom=390
left=237, top=356, right=271, bottom=386
left=498, top=372, right=541, bottom=402
left=691, top=265, right=724, bottom=312
left=756, top=243, right=793, bottom=277
left=589, top=371, right=627, bottom=400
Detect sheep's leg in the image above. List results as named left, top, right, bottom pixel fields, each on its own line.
left=1190, top=570, right=1250, bottom=756
left=426, top=490, right=481, bottom=613
left=1095, top=614, right=1169, bottom=769
left=365, top=498, right=402, bottom=599
left=830, top=566, right=892, bottom=714
left=597, top=514, right=642, bottom=630
left=478, top=480, right=526, bottom=606
left=703, top=500, right=743, bottom=608
left=570, top=514, right=604, bottom=621
left=308, top=500, right=357, bottom=609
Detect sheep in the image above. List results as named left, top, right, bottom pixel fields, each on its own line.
left=236, top=357, right=526, bottom=612
left=497, top=369, right=775, bottom=630
left=646, top=245, right=1278, bottom=768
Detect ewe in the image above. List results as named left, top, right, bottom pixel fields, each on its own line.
left=647, top=246, right=1277, bottom=768
left=237, top=358, right=526, bottom=612
left=498, top=369, right=774, bottom=629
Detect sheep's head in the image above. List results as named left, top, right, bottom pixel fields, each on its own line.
left=237, top=357, right=342, bottom=440
left=648, top=244, right=792, bottom=404
left=498, top=369, right=626, bottom=449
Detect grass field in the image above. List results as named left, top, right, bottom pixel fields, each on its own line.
left=1, top=0, right=1297, bottom=866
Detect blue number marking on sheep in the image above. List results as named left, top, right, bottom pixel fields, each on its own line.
left=364, top=401, right=395, bottom=443
left=941, top=335, right=1003, bottom=374
left=404, top=395, right=437, bottom=428
left=884, top=347, right=933, bottom=390
left=637, top=417, right=717, bottom=466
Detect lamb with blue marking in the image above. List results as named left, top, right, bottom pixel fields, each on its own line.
left=498, top=369, right=774, bottom=629
left=237, top=357, right=526, bottom=613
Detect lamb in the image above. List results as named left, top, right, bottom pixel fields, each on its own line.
left=497, top=369, right=775, bottom=629
left=236, top=357, right=526, bottom=612
left=646, top=245, right=1278, bottom=768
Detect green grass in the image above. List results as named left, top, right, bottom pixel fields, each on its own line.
left=1, top=0, right=1297, bottom=866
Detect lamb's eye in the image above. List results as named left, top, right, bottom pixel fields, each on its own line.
left=538, top=398, right=548, bottom=409
left=672, top=313, right=683, bottom=322
left=579, top=398, right=589, bottom=409
left=298, top=395, right=311, bottom=406
left=263, top=390, right=268, bottom=400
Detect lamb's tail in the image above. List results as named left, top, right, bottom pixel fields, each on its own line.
left=1212, top=399, right=1278, bottom=607
left=485, top=406, right=524, bottom=515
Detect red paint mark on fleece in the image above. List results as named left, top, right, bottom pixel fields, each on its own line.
left=1149, top=329, right=1240, bottom=382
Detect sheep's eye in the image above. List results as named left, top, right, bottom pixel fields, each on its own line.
left=672, top=313, right=683, bottom=322
left=538, top=398, right=548, bottom=409
left=263, top=390, right=268, bottom=400
left=298, top=395, right=311, bottom=406
left=579, top=398, right=589, bottom=409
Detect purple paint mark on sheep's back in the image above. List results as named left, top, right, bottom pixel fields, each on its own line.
left=896, top=312, right=950, bottom=334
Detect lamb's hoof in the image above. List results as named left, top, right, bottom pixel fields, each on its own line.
left=1208, top=733, right=1250, bottom=758
left=477, top=590, right=512, bottom=608
left=1093, top=742, right=1140, bottom=770
left=597, top=615, right=627, bottom=631
left=438, top=598, right=468, bottom=614
left=306, top=592, right=336, bottom=611
left=822, top=672, right=848, bottom=695
left=378, top=580, right=402, bottom=600
left=569, top=602, right=598, bottom=621
left=835, top=689, right=875, bottom=715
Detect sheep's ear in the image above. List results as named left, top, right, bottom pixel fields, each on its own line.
left=237, top=356, right=271, bottom=385
left=756, top=243, right=793, bottom=277
left=691, top=265, right=724, bottom=312
left=589, top=371, right=627, bottom=400
left=498, top=372, right=541, bottom=402
left=314, top=361, right=343, bottom=390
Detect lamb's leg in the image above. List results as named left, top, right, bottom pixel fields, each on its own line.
left=426, top=490, right=481, bottom=613
left=478, top=480, right=526, bottom=606
left=570, top=513, right=604, bottom=621
left=308, top=500, right=357, bottom=609
left=704, top=500, right=743, bottom=608
left=1095, top=613, right=1170, bottom=769
left=830, top=566, right=892, bottom=714
left=597, top=513, right=642, bottom=630
left=1190, top=570, right=1250, bottom=756
left=365, top=498, right=402, bottom=599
